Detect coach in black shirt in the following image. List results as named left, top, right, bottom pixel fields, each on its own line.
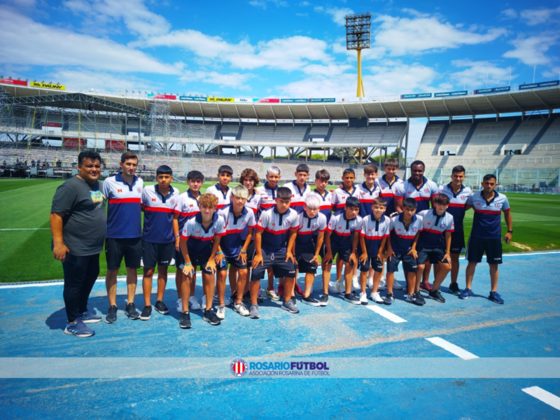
left=50, top=151, right=106, bottom=337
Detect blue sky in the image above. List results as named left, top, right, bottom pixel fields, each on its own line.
left=0, top=0, right=558, bottom=154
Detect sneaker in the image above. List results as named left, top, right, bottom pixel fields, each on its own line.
left=64, top=319, right=95, bottom=337
left=229, top=291, right=237, bottom=306
left=344, top=293, right=361, bottom=305
left=203, top=309, right=221, bottom=325
left=202, top=294, right=207, bottom=309
left=366, top=276, right=373, bottom=289
left=176, top=298, right=182, bottom=312
left=405, top=294, right=416, bottom=304
left=459, top=288, right=474, bottom=300
left=250, top=304, right=260, bottom=319
left=319, top=294, right=329, bottom=307
left=378, top=276, right=387, bottom=291
left=393, top=280, right=404, bottom=290
left=233, top=302, right=250, bottom=316
left=179, top=312, right=192, bottom=329
left=335, top=279, right=345, bottom=294
left=359, top=292, right=368, bottom=305
left=140, top=305, right=152, bottom=321
left=80, top=310, right=102, bottom=324
left=189, top=296, right=201, bottom=311
left=213, top=294, right=219, bottom=303
left=383, top=293, right=395, bottom=305
left=291, top=296, right=296, bottom=305
left=489, top=291, right=504, bottom=304
left=352, top=275, right=360, bottom=291
left=266, top=288, right=280, bottom=301
left=258, top=289, right=265, bottom=302
left=420, top=282, right=432, bottom=292
left=414, top=291, right=426, bottom=306
left=216, top=305, right=226, bottom=320
left=278, top=284, right=285, bottom=298
left=155, top=301, right=169, bottom=315
left=449, top=282, right=461, bottom=295
left=105, top=305, right=117, bottom=324
left=294, top=282, right=304, bottom=296
left=369, top=292, right=384, bottom=304
left=124, top=303, right=140, bottom=320
left=429, top=289, right=446, bottom=303
left=303, top=295, right=320, bottom=307
left=281, top=300, right=300, bottom=314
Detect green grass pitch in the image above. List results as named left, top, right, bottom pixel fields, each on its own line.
left=1, top=178, right=559, bottom=283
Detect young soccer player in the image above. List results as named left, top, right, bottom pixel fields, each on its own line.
left=358, top=197, right=391, bottom=304
left=206, top=164, right=233, bottom=210
left=140, top=165, right=179, bottom=321
left=294, top=195, right=327, bottom=306
left=173, top=170, right=204, bottom=313
left=386, top=198, right=424, bottom=305
left=179, top=194, right=226, bottom=328
left=415, top=194, right=455, bottom=304
left=461, top=174, right=512, bottom=304
left=251, top=187, right=299, bottom=317
left=217, top=185, right=256, bottom=318
left=438, top=165, right=472, bottom=295
left=323, top=196, right=363, bottom=305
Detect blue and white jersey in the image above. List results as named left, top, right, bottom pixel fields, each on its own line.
left=256, top=182, right=279, bottom=212
left=311, top=188, right=333, bottom=224
left=356, top=182, right=381, bottom=218
left=174, top=190, right=200, bottom=231
left=296, top=212, right=327, bottom=248
left=142, top=184, right=179, bottom=244
left=181, top=212, right=226, bottom=257
left=218, top=206, right=256, bottom=258
left=256, top=206, right=299, bottom=254
left=467, top=191, right=510, bottom=240
left=395, top=177, right=439, bottom=212
left=360, top=214, right=391, bottom=257
left=417, top=209, right=455, bottom=249
left=438, top=183, right=472, bottom=233
left=283, top=181, right=310, bottom=214
left=378, top=175, right=402, bottom=216
left=245, top=190, right=262, bottom=215
left=326, top=213, right=362, bottom=249
left=389, top=214, right=423, bottom=254
left=205, top=184, right=231, bottom=210
left=332, top=185, right=361, bottom=215
left=102, top=173, right=143, bottom=239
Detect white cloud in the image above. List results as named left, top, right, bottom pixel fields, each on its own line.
left=180, top=71, right=253, bottom=89
left=301, top=63, right=352, bottom=76
left=520, top=7, right=560, bottom=25
left=315, top=6, right=354, bottom=26
left=0, top=7, right=180, bottom=74
left=47, top=69, right=160, bottom=92
left=248, top=0, right=287, bottom=9
left=503, top=35, right=558, bottom=66
left=299, top=1, right=311, bottom=5
left=499, top=8, right=518, bottom=20
left=450, top=60, right=514, bottom=89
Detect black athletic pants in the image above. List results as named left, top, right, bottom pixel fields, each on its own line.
left=62, top=253, right=100, bottom=323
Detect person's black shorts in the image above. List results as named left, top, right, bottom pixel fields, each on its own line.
left=105, top=237, right=142, bottom=270
left=386, top=252, right=417, bottom=273
left=180, top=253, right=215, bottom=275
left=295, top=245, right=318, bottom=274
left=325, top=246, right=352, bottom=264
left=358, top=257, right=384, bottom=273
left=246, top=241, right=255, bottom=265
left=250, top=251, right=296, bottom=281
left=142, top=240, right=175, bottom=268
left=466, top=236, right=503, bottom=265
left=222, top=255, right=248, bottom=270
left=417, top=247, right=447, bottom=265
left=450, top=232, right=466, bottom=254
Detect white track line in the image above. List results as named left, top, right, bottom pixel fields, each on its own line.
left=425, top=337, right=479, bottom=360
left=365, top=305, right=407, bottom=323
left=0, top=276, right=135, bottom=289
left=522, top=386, right=560, bottom=410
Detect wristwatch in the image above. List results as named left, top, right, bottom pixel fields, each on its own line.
left=507, top=230, right=513, bottom=233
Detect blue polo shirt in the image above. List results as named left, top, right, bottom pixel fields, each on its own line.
left=102, top=172, right=143, bottom=239
left=256, top=206, right=299, bottom=254
left=467, top=191, right=510, bottom=239
left=389, top=214, right=423, bottom=254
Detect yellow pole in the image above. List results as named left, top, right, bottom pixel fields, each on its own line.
left=357, top=49, right=365, bottom=98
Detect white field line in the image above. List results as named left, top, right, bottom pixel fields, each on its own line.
left=425, top=337, right=479, bottom=360
left=365, top=305, right=407, bottom=323
left=0, top=228, right=49, bottom=231
left=522, top=386, right=560, bottom=410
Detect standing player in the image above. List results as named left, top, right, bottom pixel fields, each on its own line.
left=206, top=165, right=233, bottom=210
left=438, top=165, right=472, bottom=295
left=140, top=165, right=179, bottom=321
left=103, top=152, right=143, bottom=323
left=461, top=175, right=513, bottom=304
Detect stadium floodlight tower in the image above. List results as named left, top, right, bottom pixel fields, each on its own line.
left=345, top=12, right=371, bottom=98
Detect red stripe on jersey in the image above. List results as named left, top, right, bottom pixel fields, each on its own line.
left=189, top=236, right=214, bottom=241
left=395, top=234, right=416, bottom=239
left=423, top=228, right=445, bottom=235
left=226, top=228, right=245, bottom=234
left=448, top=203, right=465, bottom=208
left=297, top=230, right=315, bottom=235
left=259, top=227, right=289, bottom=234
left=144, top=206, right=173, bottom=213
left=380, top=192, right=395, bottom=197
left=360, top=233, right=385, bottom=240
left=109, top=198, right=141, bottom=204
left=260, top=203, right=275, bottom=208
left=319, top=205, right=332, bottom=210
left=474, top=209, right=501, bottom=214
left=332, top=231, right=352, bottom=237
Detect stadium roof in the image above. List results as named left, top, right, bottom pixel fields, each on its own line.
left=1, top=84, right=559, bottom=121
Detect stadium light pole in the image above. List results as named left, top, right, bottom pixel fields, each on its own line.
left=345, top=13, right=371, bottom=98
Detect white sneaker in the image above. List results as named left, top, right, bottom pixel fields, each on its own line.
left=378, top=276, right=387, bottom=291
left=352, top=275, right=360, bottom=290
left=233, top=302, right=250, bottom=316
left=223, top=295, right=231, bottom=306
left=189, top=296, right=201, bottom=311
left=216, top=305, right=226, bottom=320
left=335, top=279, right=345, bottom=294
left=366, top=276, right=373, bottom=289
left=393, top=280, right=404, bottom=290
left=176, top=298, right=182, bottom=312
left=359, top=292, right=368, bottom=305
left=370, top=292, right=384, bottom=303
left=258, top=288, right=265, bottom=302
left=202, top=294, right=207, bottom=309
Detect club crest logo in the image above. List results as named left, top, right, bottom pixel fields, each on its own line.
left=230, top=359, right=248, bottom=377
left=137, top=187, right=141, bottom=193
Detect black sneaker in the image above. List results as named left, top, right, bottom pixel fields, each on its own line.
left=319, top=294, right=329, bottom=307
left=413, top=291, right=426, bottom=306
left=303, top=295, right=320, bottom=307
left=105, top=305, right=118, bottom=324
left=291, top=296, right=296, bottom=305
left=140, top=305, right=152, bottom=321
left=344, top=293, right=361, bottom=305
left=449, top=282, right=460, bottom=295
left=179, top=312, right=192, bottom=329
left=429, top=289, right=446, bottom=303
left=243, top=292, right=251, bottom=303
left=155, top=301, right=169, bottom=315
left=229, top=291, right=237, bottom=307
left=124, top=302, right=140, bottom=320
left=203, top=309, right=221, bottom=326
left=383, top=293, right=394, bottom=305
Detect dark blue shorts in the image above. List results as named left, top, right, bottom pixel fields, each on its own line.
left=466, top=236, right=502, bottom=265
left=417, top=247, right=447, bottom=265
left=295, top=245, right=318, bottom=274
left=450, top=232, right=466, bottom=254
left=250, top=251, right=296, bottom=281
left=142, top=240, right=175, bottom=269
left=222, top=255, right=248, bottom=270
left=326, top=246, right=352, bottom=264
left=386, top=252, right=417, bottom=273
left=358, top=257, right=384, bottom=273
left=179, top=253, right=215, bottom=275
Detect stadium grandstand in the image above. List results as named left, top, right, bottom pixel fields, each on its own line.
left=0, top=78, right=559, bottom=187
